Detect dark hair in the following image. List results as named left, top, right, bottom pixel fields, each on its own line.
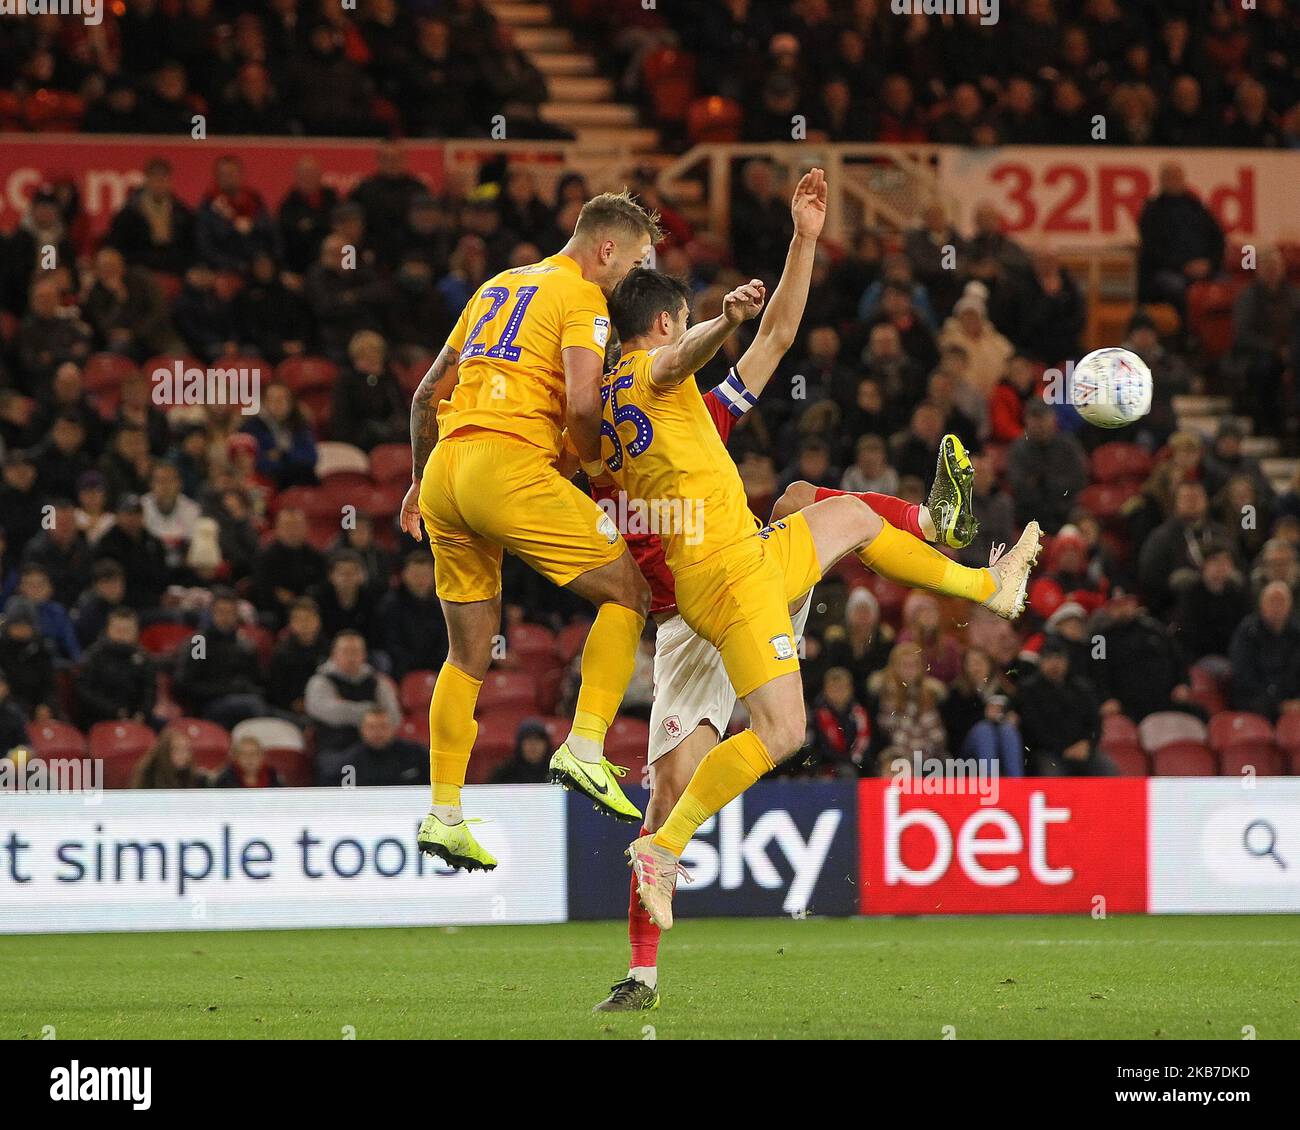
left=608, top=268, right=692, bottom=340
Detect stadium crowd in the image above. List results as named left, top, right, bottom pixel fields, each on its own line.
left=0, top=0, right=1298, bottom=790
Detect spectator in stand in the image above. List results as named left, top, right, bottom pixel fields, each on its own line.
left=173, top=588, right=274, bottom=729
left=731, top=159, right=794, bottom=282
left=1018, top=250, right=1085, bottom=366
left=866, top=280, right=938, bottom=372
left=380, top=252, right=454, bottom=367
left=143, top=461, right=201, bottom=572
left=304, top=630, right=401, bottom=756
left=17, top=278, right=94, bottom=395
left=114, top=373, right=168, bottom=457
left=284, top=21, right=378, bottom=137
left=306, top=234, right=384, bottom=363
left=93, top=493, right=169, bottom=612
left=22, top=498, right=91, bottom=610
left=307, top=550, right=376, bottom=643
left=1120, top=311, right=1193, bottom=445
left=1138, top=480, right=1236, bottom=615
left=872, top=73, right=927, bottom=142
left=1175, top=545, right=1251, bottom=662
left=72, top=559, right=127, bottom=648
left=490, top=719, right=553, bottom=785
left=376, top=553, right=447, bottom=679
left=792, top=324, right=857, bottom=412
left=98, top=423, right=154, bottom=504
left=3, top=187, right=78, bottom=318
left=1157, top=74, right=1216, bottom=147
left=134, top=60, right=196, bottom=134
left=1016, top=639, right=1114, bottom=777
left=1092, top=591, right=1194, bottom=722
left=1228, top=247, right=1300, bottom=438
left=897, top=592, right=962, bottom=683
left=840, top=435, right=899, bottom=496
left=233, top=252, right=313, bottom=364
left=817, top=588, right=894, bottom=706
left=398, top=16, right=475, bottom=138
left=214, top=735, right=282, bottom=789
left=172, top=264, right=239, bottom=363
left=74, top=470, right=115, bottom=543
left=1223, top=77, right=1283, bottom=149
left=195, top=156, right=280, bottom=274
left=0, top=672, right=28, bottom=754
left=1007, top=400, right=1088, bottom=533
left=1233, top=579, right=1300, bottom=720
left=868, top=642, right=947, bottom=774
left=958, top=450, right=1018, bottom=570
left=76, top=606, right=155, bottom=728
left=35, top=415, right=93, bottom=503
left=267, top=597, right=330, bottom=716
left=106, top=158, right=194, bottom=277
left=333, top=707, right=427, bottom=787
left=939, top=292, right=1015, bottom=401
left=904, top=202, right=966, bottom=320
left=1251, top=538, right=1300, bottom=602
left=81, top=246, right=178, bottom=361
left=331, top=331, right=406, bottom=452
left=810, top=667, right=871, bottom=777
left=890, top=402, right=947, bottom=489
left=987, top=354, right=1040, bottom=443
left=1202, top=419, right=1274, bottom=507
left=861, top=324, right=924, bottom=421
left=242, top=382, right=317, bottom=490
left=434, top=233, right=491, bottom=313
left=942, top=647, right=1024, bottom=778
left=925, top=370, right=981, bottom=447
left=217, top=61, right=291, bottom=135
left=131, top=729, right=209, bottom=789
left=251, top=507, right=327, bottom=626
left=0, top=450, right=43, bottom=553
left=1137, top=162, right=1225, bottom=309
left=350, top=145, right=428, bottom=272
left=13, top=565, right=80, bottom=663
left=0, top=598, right=55, bottom=721
left=278, top=156, right=338, bottom=277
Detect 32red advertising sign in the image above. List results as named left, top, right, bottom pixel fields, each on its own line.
left=857, top=779, right=1148, bottom=914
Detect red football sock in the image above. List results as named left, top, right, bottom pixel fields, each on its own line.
left=813, top=486, right=926, bottom=541
left=628, top=827, right=661, bottom=968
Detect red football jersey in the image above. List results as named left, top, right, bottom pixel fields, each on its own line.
left=590, top=368, right=756, bottom=614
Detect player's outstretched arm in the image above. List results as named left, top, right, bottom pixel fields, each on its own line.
left=400, top=343, right=460, bottom=541
left=649, top=280, right=766, bottom=387
left=734, top=167, right=827, bottom=397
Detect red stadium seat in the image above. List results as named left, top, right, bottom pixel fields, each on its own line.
left=276, top=356, right=338, bottom=393
left=687, top=96, right=743, bottom=143
left=1208, top=711, right=1274, bottom=753
left=1106, top=745, right=1150, bottom=777
left=478, top=670, right=538, bottom=712
left=1185, top=280, right=1244, bottom=361
left=142, top=353, right=202, bottom=381
left=237, top=623, right=275, bottom=671
left=1138, top=711, right=1209, bottom=752
left=24, top=90, right=85, bottom=131
left=508, top=622, right=557, bottom=663
left=1089, top=442, right=1152, bottom=484
left=169, top=717, right=232, bottom=771
left=88, top=720, right=156, bottom=788
left=1288, top=749, right=1300, bottom=777
left=369, top=443, right=412, bottom=485
left=400, top=669, right=438, bottom=715
left=27, top=720, right=87, bottom=760
left=554, top=620, right=592, bottom=663
left=1151, top=742, right=1216, bottom=777
left=1100, top=713, right=1139, bottom=750
left=1189, top=661, right=1229, bottom=716
left=606, top=717, right=650, bottom=784
left=536, top=665, right=565, bottom=714
left=1218, top=744, right=1283, bottom=778
left=1276, top=712, right=1300, bottom=754
left=140, top=621, right=195, bottom=658
left=274, top=486, right=337, bottom=519
left=264, top=746, right=313, bottom=787
left=400, top=714, right=429, bottom=744
left=83, top=352, right=140, bottom=393
left=1078, top=482, right=1137, bottom=523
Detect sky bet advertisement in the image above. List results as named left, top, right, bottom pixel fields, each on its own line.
left=1, top=779, right=1299, bottom=933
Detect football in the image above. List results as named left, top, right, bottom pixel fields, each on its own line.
left=1070, top=347, right=1154, bottom=428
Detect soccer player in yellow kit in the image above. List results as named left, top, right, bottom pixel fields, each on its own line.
left=602, top=246, right=1043, bottom=931
left=399, top=191, right=661, bottom=871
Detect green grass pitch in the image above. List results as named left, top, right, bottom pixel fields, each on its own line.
left=3, top=915, right=1297, bottom=1040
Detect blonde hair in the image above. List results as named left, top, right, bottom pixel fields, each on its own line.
left=574, top=188, right=663, bottom=245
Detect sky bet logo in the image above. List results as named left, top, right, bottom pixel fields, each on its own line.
left=50, top=1061, right=151, bottom=1110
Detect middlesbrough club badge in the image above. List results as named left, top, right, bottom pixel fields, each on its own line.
left=663, top=716, right=683, bottom=740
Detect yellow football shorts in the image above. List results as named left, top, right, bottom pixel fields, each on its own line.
left=671, top=512, right=822, bottom=699
left=419, top=432, right=625, bottom=602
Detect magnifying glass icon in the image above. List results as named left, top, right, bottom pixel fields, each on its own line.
left=1243, top=820, right=1287, bottom=869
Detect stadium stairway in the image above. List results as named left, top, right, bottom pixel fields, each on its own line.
left=486, top=0, right=660, bottom=149
left=1171, top=394, right=1296, bottom=496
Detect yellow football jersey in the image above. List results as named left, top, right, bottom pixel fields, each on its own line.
left=601, top=347, right=760, bottom=570
left=438, top=255, right=611, bottom=455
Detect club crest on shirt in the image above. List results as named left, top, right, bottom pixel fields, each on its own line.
left=770, top=634, right=795, bottom=660
left=593, top=316, right=610, bottom=347
left=596, top=511, right=619, bottom=544
left=663, top=715, right=683, bottom=740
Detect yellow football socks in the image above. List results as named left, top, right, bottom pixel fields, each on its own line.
left=858, top=519, right=996, bottom=604
left=428, top=662, right=482, bottom=806
left=654, top=729, right=775, bottom=856
left=572, top=602, right=646, bottom=746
